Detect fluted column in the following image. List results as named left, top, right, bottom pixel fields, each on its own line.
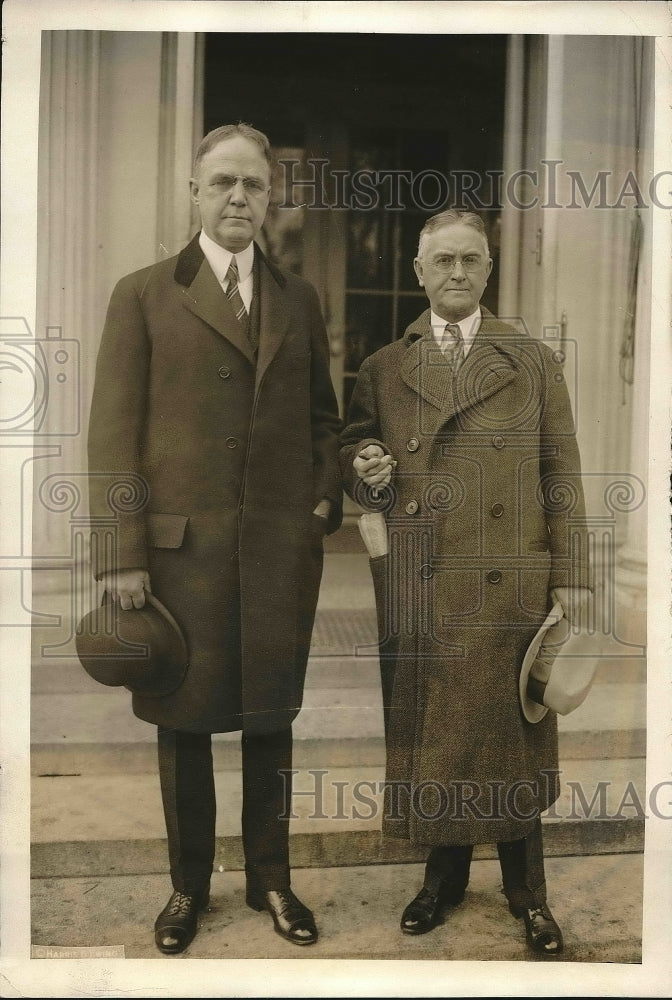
left=32, top=31, right=203, bottom=592
left=157, top=32, right=205, bottom=257
left=613, top=41, right=654, bottom=647
left=33, top=31, right=102, bottom=565
left=499, top=35, right=652, bottom=656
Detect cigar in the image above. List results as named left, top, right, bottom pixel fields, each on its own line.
left=358, top=452, right=396, bottom=499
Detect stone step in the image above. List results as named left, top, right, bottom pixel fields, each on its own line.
left=30, top=724, right=646, bottom=779
left=31, top=757, right=648, bottom=843
left=32, top=820, right=645, bottom=882
left=31, top=756, right=646, bottom=878
left=29, top=854, right=645, bottom=964
left=31, top=676, right=646, bottom=778
left=31, top=551, right=644, bottom=659
left=31, top=652, right=646, bottom=695
left=30, top=676, right=646, bottom=741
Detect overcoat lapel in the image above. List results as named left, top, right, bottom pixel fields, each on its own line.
left=175, top=236, right=257, bottom=365
left=446, top=327, right=518, bottom=423
left=399, top=311, right=449, bottom=411
left=399, top=335, right=452, bottom=441
left=254, top=251, right=291, bottom=391
left=400, top=308, right=519, bottom=431
left=173, top=235, right=291, bottom=382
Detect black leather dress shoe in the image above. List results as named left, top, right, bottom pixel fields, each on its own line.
left=246, top=886, right=318, bottom=945
left=400, top=883, right=465, bottom=935
left=154, top=887, right=210, bottom=954
left=509, top=901, right=564, bottom=955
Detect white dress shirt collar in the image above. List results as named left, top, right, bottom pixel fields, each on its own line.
left=198, top=230, right=255, bottom=284
left=430, top=307, right=482, bottom=356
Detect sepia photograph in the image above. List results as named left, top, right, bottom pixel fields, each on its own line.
left=1, top=1, right=671, bottom=997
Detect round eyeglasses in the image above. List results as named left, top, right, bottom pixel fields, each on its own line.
left=211, top=175, right=269, bottom=196
left=425, top=254, right=486, bottom=273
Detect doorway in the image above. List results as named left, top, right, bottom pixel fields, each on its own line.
left=204, top=33, right=507, bottom=415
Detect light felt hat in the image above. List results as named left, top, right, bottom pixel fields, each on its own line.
left=519, top=600, right=597, bottom=723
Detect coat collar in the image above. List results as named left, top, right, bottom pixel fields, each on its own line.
left=174, top=232, right=287, bottom=289
left=400, top=306, right=521, bottom=422
left=174, top=234, right=289, bottom=374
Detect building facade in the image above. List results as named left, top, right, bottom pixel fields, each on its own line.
left=31, top=31, right=655, bottom=657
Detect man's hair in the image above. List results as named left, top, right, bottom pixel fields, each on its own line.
left=417, top=209, right=490, bottom=258
left=192, top=123, right=272, bottom=176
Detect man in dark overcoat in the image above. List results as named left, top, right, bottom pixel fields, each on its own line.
left=88, top=123, right=342, bottom=952
left=340, top=209, right=591, bottom=955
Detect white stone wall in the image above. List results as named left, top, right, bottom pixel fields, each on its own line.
left=32, top=31, right=201, bottom=602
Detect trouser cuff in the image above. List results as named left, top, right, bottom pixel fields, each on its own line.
left=505, top=880, right=547, bottom=911
left=424, top=845, right=473, bottom=894
left=245, top=863, right=292, bottom=892
left=170, top=870, right=212, bottom=896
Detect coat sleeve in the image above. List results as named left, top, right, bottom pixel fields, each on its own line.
left=339, top=357, right=390, bottom=506
left=307, top=284, right=344, bottom=535
left=87, top=274, right=151, bottom=578
left=538, top=343, right=592, bottom=591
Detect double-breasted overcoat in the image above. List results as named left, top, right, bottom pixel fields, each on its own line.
left=88, top=236, right=342, bottom=734
left=340, top=308, right=590, bottom=845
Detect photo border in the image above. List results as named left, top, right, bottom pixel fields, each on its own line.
left=1, top=2, right=671, bottom=996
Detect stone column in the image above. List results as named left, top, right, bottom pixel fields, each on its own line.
left=33, top=31, right=102, bottom=565
left=32, top=31, right=202, bottom=616
left=157, top=32, right=205, bottom=258
left=613, top=41, right=654, bottom=649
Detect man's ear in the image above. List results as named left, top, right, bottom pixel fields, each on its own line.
left=189, top=178, right=200, bottom=205
left=413, top=257, right=424, bottom=287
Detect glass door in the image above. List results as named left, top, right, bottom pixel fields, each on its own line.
left=343, top=126, right=464, bottom=414
left=203, top=32, right=507, bottom=416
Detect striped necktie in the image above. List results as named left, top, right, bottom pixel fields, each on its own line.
left=226, top=256, right=259, bottom=355
left=225, top=257, right=248, bottom=328
left=441, top=322, right=465, bottom=375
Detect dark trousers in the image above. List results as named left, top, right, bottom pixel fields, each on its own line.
left=424, top=818, right=547, bottom=910
left=157, top=726, right=293, bottom=895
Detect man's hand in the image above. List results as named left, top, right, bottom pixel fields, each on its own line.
left=551, top=586, right=591, bottom=628
left=101, top=569, right=151, bottom=610
left=354, top=444, right=397, bottom=487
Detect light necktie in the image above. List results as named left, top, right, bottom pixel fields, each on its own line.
left=441, top=322, right=465, bottom=375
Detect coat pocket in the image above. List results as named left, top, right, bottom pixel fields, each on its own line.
left=147, top=513, right=189, bottom=549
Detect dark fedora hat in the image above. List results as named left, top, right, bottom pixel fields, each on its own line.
left=76, top=592, right=188, bottom=698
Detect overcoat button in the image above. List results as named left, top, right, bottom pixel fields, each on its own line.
left=420, top=563, right=434, bottom=580
left=406, top=437, right=420, bottom=452
left=487, top=569, right=502, bottom=584
left=405, top=500, right=419, bottom=515
left=218, top=366, right=232, bottom=379
left=226, top=437, right=238, bottom=449
left=491, top=503, right=504, bottom=518
left=492, top=435, right=505, bottom=449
